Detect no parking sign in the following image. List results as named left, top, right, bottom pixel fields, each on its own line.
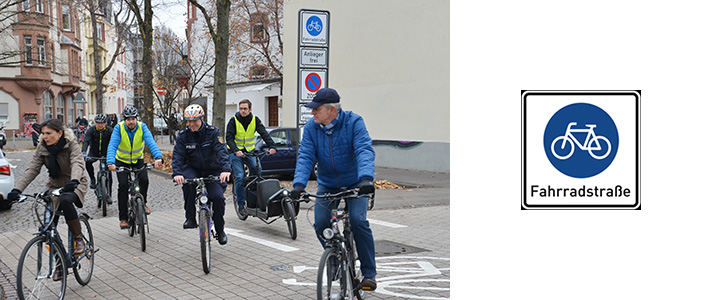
left=300, top=70, right=327, bottom=101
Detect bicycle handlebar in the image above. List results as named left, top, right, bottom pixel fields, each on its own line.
left=241, top=150, right=269, bottom=157
left=298, top=189, right=376, bottom=210
left=183, top=176, right=221, bottom=184
left=16, top=187, right=64, bottom=204
left=116, top=164, right=153, bottom=173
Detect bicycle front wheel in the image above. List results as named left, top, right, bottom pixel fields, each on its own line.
left=127, top=199, right=136, bottom=237
left=99, top=174, right=108, bottom=217
left=17, top=236, right=67, bottom=300
left=317, top=247, right=351, bottom=300
left=283, top=199, right=297, bottom=240
left=199, top=209, right=211, bottom=274
left=73, top=215, right=94, bottom=285
left=136, top=197, right=147, bottom=252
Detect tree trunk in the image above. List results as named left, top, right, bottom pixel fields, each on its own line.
left=140, top=0, right=155, bottom=133
left=212, top=0, right=230, bottom=136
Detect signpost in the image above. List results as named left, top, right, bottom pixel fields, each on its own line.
left=297, top=9, right=330, bottom=128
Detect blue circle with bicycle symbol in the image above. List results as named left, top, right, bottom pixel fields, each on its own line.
left=306, top=16, right=323, bottom=36
left=543, top=103, right=619, bottom=178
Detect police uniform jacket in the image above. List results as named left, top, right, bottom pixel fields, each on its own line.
left=172, top=122, right=232, bottom=177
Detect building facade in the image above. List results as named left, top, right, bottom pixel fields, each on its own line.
left=0, top=0, right=87, bottom=134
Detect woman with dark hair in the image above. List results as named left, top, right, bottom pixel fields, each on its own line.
left=7, top=118, right=89, bottom=280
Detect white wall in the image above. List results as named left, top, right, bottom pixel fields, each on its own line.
left=225, top=82, right=282, bottom=127
left=283, top=0, right=450, bottom=172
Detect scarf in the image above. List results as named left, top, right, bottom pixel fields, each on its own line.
left=237, top=113, right=254, bottom=130
left=45, top=137, right=67, bottom=179
left=320, top=118, right=338, bottom=135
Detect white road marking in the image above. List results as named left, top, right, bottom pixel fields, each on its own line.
left=368, top=218, right=407, bottom=228
left=224, top=227, right=299, bottom=252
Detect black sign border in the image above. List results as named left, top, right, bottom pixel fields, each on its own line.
left=521, top=90, right=641, bottom=210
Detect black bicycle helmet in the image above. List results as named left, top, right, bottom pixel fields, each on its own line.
left=122, top=106, right=139, bottom=119
left=94, top=114, right=107, bottom=123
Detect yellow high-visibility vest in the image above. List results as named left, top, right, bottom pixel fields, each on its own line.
left=228, top=116, right=256, bottom=151
left=116, top=121, right=145, bottom=164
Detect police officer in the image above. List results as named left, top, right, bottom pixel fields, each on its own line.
left=106, top=106, right=163, bottom=229
left=172, top=104, right=232, bottom=245
left=82, top=114, right=113, bottom=206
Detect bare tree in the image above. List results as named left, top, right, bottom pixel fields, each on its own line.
left=230, top=0, right=283, bottom=80
left=125, top=0, right=155, bottom=132
left=188, top=0, right=230, bottom=135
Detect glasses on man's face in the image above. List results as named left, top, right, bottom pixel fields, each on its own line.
left=239, top=107, right=250, bottom=111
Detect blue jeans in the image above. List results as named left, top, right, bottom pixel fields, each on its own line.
left=314, top=183, right=377, bottom=278
left=230, top=153, right=260, bottom=207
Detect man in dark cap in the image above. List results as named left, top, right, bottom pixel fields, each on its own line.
left=290, top=87, right=378, bottom=291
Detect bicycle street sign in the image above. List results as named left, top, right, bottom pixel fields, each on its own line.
left=300, top=11, right=328, bottom=46
left=522, top=90, right=641, bottom=210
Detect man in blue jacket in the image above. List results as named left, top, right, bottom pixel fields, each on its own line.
left=107, top=106, right=164, bottom=229
left=290, top=88, right=378, bottom=290
left=172, top=104, right=232, bottom=245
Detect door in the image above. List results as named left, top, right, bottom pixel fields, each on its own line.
left=267, top=96, right=278, bottom=127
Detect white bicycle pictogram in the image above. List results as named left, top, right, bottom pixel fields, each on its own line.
left=307, top=20, right=322, bottom=33
left=551, top=122, right=611, bottom=160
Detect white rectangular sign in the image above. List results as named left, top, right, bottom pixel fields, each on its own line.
left=300, top=48, right=327, bottom=67
left=300, top=12, right=328, bottom=46
left=299, top=70, right=327, bottom=101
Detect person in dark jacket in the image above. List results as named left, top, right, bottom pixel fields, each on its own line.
left=290, top=88, right=378, bottom=291
left=172, top=104, right=232, bottom=245
left=82, top=115, right=113, bottom=201
left=225, top=99, right=276, bottom=219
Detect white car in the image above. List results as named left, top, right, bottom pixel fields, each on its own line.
left=0, top=150, right=15, bottom=210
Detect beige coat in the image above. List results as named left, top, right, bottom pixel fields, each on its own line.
left=14, top=128, right=89, bottom=207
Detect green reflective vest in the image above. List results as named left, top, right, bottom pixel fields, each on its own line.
left=116, top=121, right=145, bottom=164
left=228, top=116, right=256, bottom=151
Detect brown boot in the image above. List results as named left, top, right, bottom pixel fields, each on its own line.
left=67, top=219, right=86, bottom=256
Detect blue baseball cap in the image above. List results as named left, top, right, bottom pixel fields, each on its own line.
left=305, top=88, right=340, bottom=109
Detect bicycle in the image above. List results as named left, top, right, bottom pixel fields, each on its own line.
left=299, top=189, right=375, bottom=300
left=87, top=156, right=111, bottom=217
left=551, top=122, right=612, bottom=160
left=231, top=150, right=298, bottom=239
left=181, top=176, right=221, bottom=274
left=116, top=164, right=152, bottom=252
left=15, top=187, right=96, bottom=300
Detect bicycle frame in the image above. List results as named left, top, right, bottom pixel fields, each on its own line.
left=561, top=122, right=602, bottom=150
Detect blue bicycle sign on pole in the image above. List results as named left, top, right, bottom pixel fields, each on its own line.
left=300, top=11, right=328, bottom=46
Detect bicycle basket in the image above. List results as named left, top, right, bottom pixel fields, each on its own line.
left=257, top=179, right=282, bottom=216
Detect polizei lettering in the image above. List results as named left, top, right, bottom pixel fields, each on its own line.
left=531, top=185, right=631, bottom=197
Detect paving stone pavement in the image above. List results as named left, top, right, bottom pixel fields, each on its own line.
left=0, top=146, right=450, bottom=299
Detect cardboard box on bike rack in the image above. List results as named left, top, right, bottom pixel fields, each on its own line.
left=257, top=179, right=283, bottom=217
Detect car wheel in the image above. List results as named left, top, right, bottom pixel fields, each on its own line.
left=310, top=162, right=318, bottom=180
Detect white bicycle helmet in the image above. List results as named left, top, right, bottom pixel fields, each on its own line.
left=184, top=104, right=205, bottom=120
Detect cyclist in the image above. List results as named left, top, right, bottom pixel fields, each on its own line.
left=106, top=106, right=163, bottom=230
left=225, top=99, right=276, bottom=219
left=7, top=119, right=89, bottom=261
left=82, top=115, right=114, bottom=201
left=172, top=104, right=232, bottom=245
left=289, top=88, right=378, bottom=290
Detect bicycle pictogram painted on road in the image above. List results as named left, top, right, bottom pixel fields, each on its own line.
left=283, top=256, right=450, bottom=300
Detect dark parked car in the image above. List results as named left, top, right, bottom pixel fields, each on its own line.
left=249, top=127, right=316, bottom=179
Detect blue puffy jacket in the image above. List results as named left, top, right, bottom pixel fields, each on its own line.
left=293, top=110, right=375, bottom=189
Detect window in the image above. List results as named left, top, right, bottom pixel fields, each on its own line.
left=57, top=94, right=64, bottom=122
left=269, top=130, right=288, bottom=147
left=250, top=13, right=267, bottom=43
left=35, top=0, right=43, bottom=13
left=44, top=91, right=53, bottom=120
left=95, top=21, right=105, bottom=41
left=0, top=103, right=8, bottom=120
left=24, top=36, right=32, bottom=65
left=62, top=5, right=71, bottom=30
left=22, top=0, right=30, bottom=11
left=249, top=65, right=267, bottom=79
left=37, top=37, right=46, bottom=65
